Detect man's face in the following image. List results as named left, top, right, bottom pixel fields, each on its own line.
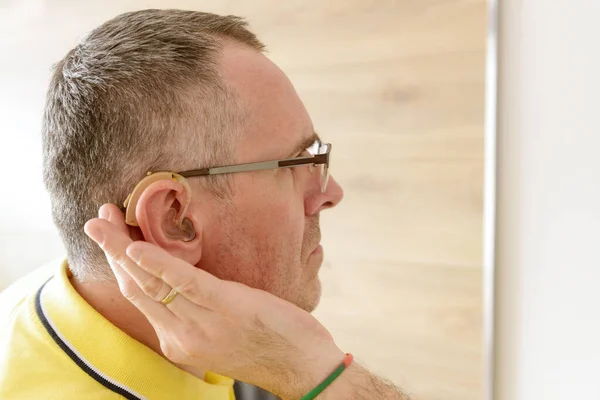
left=196, top=43, right=344, bottom=312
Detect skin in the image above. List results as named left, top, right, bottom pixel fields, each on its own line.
left=73, top=40, right=343, bottom=374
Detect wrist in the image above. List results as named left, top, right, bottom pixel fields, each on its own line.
left=277, top=347, right=346, bottom=400
left=315, top=362, right=364, bottom=400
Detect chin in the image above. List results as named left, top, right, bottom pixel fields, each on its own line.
left=296, top=278, right=322, bottom=312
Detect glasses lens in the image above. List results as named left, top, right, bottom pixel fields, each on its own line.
left=307, top=140, right=320, bottom=156
left=320, top=143, right=330, bottom=193
left=321, top=163, right=329, bottom=193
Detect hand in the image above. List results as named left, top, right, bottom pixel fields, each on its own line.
left=84, top=204, right=345, bottom=399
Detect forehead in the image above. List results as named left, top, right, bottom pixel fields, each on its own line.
left=218, top=41, right=313, bottom=161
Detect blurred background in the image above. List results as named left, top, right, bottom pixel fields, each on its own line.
left=0, top=1, right=487, bottom=399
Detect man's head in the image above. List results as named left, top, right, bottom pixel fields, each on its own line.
left=43, top=9, right=343, bottom=311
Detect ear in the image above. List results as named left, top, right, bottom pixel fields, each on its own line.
left=134, top=178, right=203, bottom=266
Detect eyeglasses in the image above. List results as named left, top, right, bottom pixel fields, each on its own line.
left=178, top=139, right=332, bottom=193
left=123, top=139, right=332, bottom=225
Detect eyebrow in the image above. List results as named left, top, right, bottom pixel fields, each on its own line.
left=287, top=132, right=321, bottom=158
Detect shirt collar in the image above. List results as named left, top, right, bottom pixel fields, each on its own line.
left=38, top=259, right=234, bottom=399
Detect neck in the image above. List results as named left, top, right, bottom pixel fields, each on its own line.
left=70, top=275, right=206, bottom=378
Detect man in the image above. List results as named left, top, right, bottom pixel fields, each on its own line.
left=0, top=9, right=408, bottom=399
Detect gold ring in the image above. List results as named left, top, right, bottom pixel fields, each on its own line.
left=160, top=288, right=178, bottom=305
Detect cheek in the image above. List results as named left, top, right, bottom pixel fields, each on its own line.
left=239, top=177, right=305, bottom=249
left=202, top=196, right=309, bottom=300
left=242, top=196, right=306, bottom=282
left=250, top=198, right=304, bottom=254
left=212, top=176, right=308, bottom=285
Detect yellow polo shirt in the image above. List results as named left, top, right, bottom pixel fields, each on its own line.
left=0, top=259, right=235, bottom=399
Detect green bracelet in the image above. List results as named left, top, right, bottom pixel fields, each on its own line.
left=300, top=353, right=354, bottom=400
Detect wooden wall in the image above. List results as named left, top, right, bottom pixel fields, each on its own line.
left=0, top=1, right=487, bottom=398
left=239, top=2, right=487, bottom=398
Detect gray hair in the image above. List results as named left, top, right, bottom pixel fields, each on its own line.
left=42, top=9, right=265, bottom=281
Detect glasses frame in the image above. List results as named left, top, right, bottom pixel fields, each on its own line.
left=178, top=142, right=331, bottom=193
left=122, top=142, right=332, bottom=226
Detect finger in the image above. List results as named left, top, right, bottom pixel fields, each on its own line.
left=126, top=241, right=226, bottom=312
left=102, top=205, right=145, bottom=272
left=84, top=218, right=178, bottom=324
left=97, top=204, right=136, bottom=281
left=99, top=203, right=145, bottom=241
left=85, top=217, right=172, bottom=300
left=93, top=206, right=212, bottom=320
left=158, top=289, right=214, bottom=325
left=98, top=203, right=127, bottom=232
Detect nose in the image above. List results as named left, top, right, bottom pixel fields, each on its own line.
left=305, top=175, right=344, bottom=215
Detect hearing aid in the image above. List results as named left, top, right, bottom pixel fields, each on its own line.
left=122, top=171, right=196, bottom=241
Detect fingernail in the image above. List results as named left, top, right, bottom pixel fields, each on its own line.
left=84, top=223, right=105, bottom=246
left=99, top=205, right=111, bottom=220
left=126, top=246, right=141, bottom=263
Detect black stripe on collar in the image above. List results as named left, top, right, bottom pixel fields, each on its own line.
left=34, top=278, right=143, bottom=400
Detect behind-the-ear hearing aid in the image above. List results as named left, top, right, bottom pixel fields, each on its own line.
left=122, top=171, right=196, bottom=241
